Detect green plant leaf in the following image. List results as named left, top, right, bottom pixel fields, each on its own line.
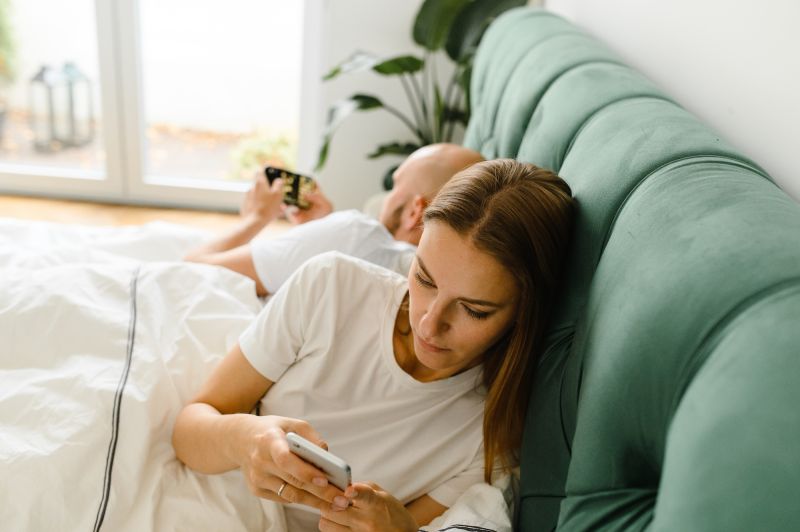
left=315, top=94, right=385, bottom=171
left=457, top=62, right=473, bottom=122
left=442, top=106, right=468, bottom=126
left=444, top=0, right=527, bottom=62
left=323, top=52, right=424, bottom=81
left=367, top=142, right=421, bottom=159
left=323, top=51, right=381, bottom=81
left=372, top=55, right=424, bottom=76
left=433, top=84, right=444, bottom=141
left=413, top=0, right=472, bottom=51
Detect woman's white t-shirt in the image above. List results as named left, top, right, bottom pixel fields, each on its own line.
left=239, top=252, right=486, bottom=530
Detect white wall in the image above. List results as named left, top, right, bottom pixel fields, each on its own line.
left=298, top=0, right=457, bottom=211
left=546, top=0, right=800, bottom=202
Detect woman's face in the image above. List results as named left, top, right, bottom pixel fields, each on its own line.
left=407, top=221, right=519, bottom=380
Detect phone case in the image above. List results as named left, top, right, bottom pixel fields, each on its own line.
left=264, top=166, right=315, bottom=209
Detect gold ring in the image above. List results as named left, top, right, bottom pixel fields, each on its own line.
left=277, top=481, right=288, bottom=497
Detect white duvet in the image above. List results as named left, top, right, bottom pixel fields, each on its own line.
left=0, top=218, right=511, bottom=532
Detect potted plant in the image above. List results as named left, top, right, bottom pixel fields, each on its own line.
left=0, top=0, right=16, bottom=144
left=315, top=0, right=526, bottom=186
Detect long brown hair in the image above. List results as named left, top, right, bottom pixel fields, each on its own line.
left=423, top=159, right=574, bottom=482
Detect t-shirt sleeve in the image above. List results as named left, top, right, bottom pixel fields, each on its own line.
left=238, top=252, right=334, bottom=381
left=250, top=210, right=376, bottom=294
left=427, top=444, right=488, bottom=508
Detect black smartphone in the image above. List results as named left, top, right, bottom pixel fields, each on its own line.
left=264, top=166, right=315, bottom=210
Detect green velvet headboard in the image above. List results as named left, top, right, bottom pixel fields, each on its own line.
left=464, top=8, right=800, bottom=531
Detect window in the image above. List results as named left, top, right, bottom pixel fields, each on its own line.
left=0, top=0, right=307, bottom=210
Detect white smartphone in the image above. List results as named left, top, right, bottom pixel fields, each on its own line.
left=286, top=432, right=352, bottom=491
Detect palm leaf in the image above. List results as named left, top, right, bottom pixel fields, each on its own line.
left=324, top=52, right=424, bottom=81
left=413, top=0, right=471, bottom=51
left=372, top=55, right=424, bottom=76
left=315, top=94, right=384, bottom=170
left=444, top=0, right=527, bottom=62
left=367, top=142, right=421, bottom=159
left=323, top=51, right=380, bottom=81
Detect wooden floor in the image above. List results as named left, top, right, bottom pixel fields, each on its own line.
left=0, top=194, right=243, bottom=232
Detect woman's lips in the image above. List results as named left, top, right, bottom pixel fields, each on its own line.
left=417, top=335, right=448, bottom=353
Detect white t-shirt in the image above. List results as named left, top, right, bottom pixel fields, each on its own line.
left=239, top=252, right=486, bottom=530
left=250, top=209, right=416, bottom=294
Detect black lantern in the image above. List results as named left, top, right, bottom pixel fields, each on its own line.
left=29, top=62, right=95, bottom=152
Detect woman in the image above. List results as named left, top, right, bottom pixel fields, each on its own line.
left=172, top=159, right=574, bottom=531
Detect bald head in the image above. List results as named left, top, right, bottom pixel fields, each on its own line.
left=378, top=143, right=484, bottom=245
left=396, top=143, right=485, bottom=200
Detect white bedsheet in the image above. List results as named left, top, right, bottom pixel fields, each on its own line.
left=0, top=218, right=512, bottom=532
left=0, top=219, right=284, bottom=530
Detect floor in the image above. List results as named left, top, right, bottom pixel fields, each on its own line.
left=0, top=193, right=244, bottom=230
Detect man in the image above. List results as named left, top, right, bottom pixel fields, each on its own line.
left=184, top=143, right=484, bottom=296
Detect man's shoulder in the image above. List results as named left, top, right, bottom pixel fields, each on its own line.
left=322, top=209, right=381, bottom=227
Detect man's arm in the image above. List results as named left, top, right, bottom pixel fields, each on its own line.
left=183, top=176, right=284, bottom=297
left=184, top=175, right=336, bottom=297
left=184, top=175, right=284, bottom=262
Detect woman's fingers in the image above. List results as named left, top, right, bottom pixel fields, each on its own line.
left=252, top=477, right=329, bottom=511
left=283, top=418, right=328, bottom=450
left=318, top=517, right=351, bottom=532
left=245, top=416, right=344, bottom=507
left=344, top=482, right=383, bottom=508
left=326, top=482, right=419, bottom=531
left=268, top=420, right=342, bottom=502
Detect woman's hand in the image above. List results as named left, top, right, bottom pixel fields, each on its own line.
left=237, top=415, right=345, bottom=511
left=318, top=482, right=419, bottom=532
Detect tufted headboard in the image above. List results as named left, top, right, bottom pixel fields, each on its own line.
left=464, top=7, right=800, bottom=531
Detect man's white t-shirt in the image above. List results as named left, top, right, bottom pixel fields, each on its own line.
left=239, top=252, right=486, bottom=531
left=250, top=209, right=416, bottom=294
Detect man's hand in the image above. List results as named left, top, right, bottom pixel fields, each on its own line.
left=240, top=173, right=285, bottom=225
left=318, top=482, right=418, bottom=532
left=284, top=185, right=334, bottom=225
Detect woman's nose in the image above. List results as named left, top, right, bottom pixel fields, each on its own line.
left=419, top=299, right=450, bottom=337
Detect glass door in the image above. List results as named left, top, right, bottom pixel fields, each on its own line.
left=0, top=0, right=307, bottom=211
left=0, top=0, right=122, bottom=199
left=118, top=0, right=305, bottom=209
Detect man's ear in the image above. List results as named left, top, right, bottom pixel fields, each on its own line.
left=404, top=195, right=428, bottom=229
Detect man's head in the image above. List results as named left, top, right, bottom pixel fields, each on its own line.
left=378, top=143, right=484, bottom=245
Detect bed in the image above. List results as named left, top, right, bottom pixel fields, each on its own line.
left=0, top=218, right=512, bottom=531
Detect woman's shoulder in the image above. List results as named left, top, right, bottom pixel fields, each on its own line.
left=291, top=251, right=407, bottom=297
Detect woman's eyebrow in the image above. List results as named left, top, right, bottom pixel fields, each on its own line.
left=459, top=296, right=503, bottom=308
left=416, top=255, right=504, bottom=308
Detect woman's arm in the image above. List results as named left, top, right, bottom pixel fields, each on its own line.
left=172, top=343, right=344, bottom=507
left=406, top=494, right=448, bottom=527
left=172, top=343, right=275, bottom=473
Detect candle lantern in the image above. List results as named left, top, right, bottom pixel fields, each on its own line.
left=29, top=62, right=95, bottom=152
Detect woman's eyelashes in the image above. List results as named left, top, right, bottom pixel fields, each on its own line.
left=415, top=270, right=491, bottom=320
left=463, top=305, right=490, bottom=320
left=414, top=271, right=435, bottom=288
